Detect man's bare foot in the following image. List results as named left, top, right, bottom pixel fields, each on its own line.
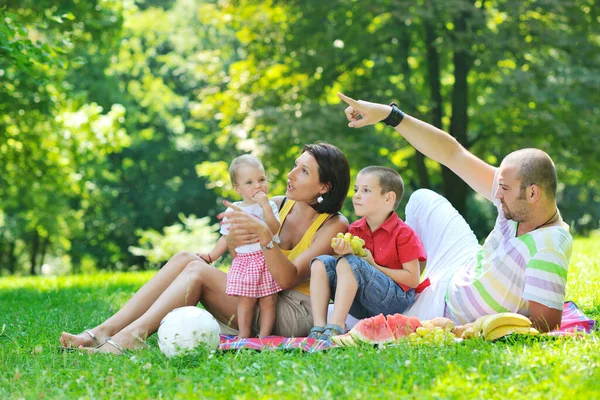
left=59, top=329, right=107, bottom=349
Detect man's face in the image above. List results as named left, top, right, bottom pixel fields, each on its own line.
left=494, top=162, right=531, bottom=222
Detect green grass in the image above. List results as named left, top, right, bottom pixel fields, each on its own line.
left=1, top=236, right=599, bottom=399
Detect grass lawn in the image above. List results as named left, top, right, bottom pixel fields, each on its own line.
left=1, top=235, right=599, bottom=399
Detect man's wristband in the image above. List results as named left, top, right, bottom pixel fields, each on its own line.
left=381, top=103, right=405, bottom=127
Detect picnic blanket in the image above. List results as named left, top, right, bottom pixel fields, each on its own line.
left=217, top=301, right=596, bottom=352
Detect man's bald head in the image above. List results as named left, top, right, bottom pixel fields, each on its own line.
left=502, top=149, right=557, bottom=200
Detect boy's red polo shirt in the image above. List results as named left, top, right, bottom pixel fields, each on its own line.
left=349, top=212, right=427, bottom=293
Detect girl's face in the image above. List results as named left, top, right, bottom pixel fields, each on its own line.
left=286, top=152, right=326, bottom=202
left=234, top=165, right=269, bottom=203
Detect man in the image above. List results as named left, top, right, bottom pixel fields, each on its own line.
left=338, top=92, right=571, bottom=332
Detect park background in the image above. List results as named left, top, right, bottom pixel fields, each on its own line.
left=1, top=1, right=599, bottom=399
left=1, top=0, right=599, bottom=274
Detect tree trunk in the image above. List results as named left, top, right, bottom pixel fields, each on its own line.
left=39, top=236, right=48, bottom=268
left=30, top=230, right=39, bottom=276
left=399, top=28, right=430, bottom=189
left=444, top=5, right=473, bottom=217
left=8, top=241, right=17, bottom=275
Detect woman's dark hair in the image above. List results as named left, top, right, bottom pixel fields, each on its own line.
left=303, top=142, right=350, bottom=214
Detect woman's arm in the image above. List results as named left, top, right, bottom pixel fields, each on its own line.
left=268, top=214, right=348, bottom=289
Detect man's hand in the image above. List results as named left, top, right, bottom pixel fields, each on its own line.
left=332, top=237, right=353, bottom=256
left=338, top=92, right=392, bottom=128
left=252, top=191, right=270, bottom=207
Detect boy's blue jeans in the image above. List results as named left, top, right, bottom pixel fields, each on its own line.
left=312, top=254, right=415, bottom=319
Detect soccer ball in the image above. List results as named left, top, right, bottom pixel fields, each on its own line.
left=157, top=306, right=221, bottom=358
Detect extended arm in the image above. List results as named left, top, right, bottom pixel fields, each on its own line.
left=338, top=92, right=497, bottom=201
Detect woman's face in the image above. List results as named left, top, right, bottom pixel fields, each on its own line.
left=286, top=152, right=324, bottom=202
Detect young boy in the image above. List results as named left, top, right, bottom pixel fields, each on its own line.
left=308, top=166, right=428, bottom=340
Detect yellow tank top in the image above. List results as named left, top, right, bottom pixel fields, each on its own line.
left=278, top=199, right=331, bottom=296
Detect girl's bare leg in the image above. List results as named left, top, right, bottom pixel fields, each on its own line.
left=329, top=258, right=358, bottom=328
left=92, top=260, right=241, bottom=353
left=258, top=294, right=277, bottom=337
left=60, top=251, right=199, bottom=348
left=309, top=260, right=330, bottom=328
left=236, top=296, right=258, bottom=338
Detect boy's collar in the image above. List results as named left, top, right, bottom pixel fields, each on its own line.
left=355, top=211, right=399, bottom=234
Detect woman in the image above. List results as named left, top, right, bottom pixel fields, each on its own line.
left=59, top=142, right=350, bottom=353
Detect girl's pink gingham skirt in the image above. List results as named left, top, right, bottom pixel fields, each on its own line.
left=226, top=250, right=282, bottom=298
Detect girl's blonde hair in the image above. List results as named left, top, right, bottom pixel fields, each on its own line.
left=229, top=154, right=263, bottom=184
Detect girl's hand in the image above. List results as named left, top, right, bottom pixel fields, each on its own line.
left=338, top=92, right=392, bottom=128
left=252, top=191, right=269, bottom=207
left=196, top=253, right=212, bottom=264
left=332, top=237, right=353, bottom=256
left=219, top=200, right=270, bottom=248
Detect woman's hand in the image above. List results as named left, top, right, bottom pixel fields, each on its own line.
left=338, top=92, right=392, bottom=128
left=219, top=200, right=271, bottom=248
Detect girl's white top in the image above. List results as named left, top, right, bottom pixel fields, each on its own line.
left=220, top=201, right=280, bottom=254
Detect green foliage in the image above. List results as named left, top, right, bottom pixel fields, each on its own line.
left=129, top=214, right=220, bottom=267
left=1, top=0, right=599, bottom=275
left=0, top=236, right=598, bottom=398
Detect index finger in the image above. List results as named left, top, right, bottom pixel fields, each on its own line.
left=337, top=92, right=359, bottom=107
left=223, top=199, right=243, bottom=212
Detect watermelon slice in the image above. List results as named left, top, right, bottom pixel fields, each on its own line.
left=386, top=313, right=422, bottom=341
left=349, top=314, right=395, bottom=345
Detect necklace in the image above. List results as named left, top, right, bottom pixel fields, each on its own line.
left=532, top=209, right=559, bottom=231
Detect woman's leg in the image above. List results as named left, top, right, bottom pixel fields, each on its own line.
left=60, top=251, right=199, bottom=348
left=92, top=260, right=240, bottom=353
left=329, top=257, right=358, bottom=328
left=258, top=294, right=277, bottom=337
left=237, top=296, right=258, bottom=338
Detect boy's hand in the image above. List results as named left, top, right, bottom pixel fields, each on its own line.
left=362, top=249, right=376, bottom=266
left=332, top=237, right=353, bottom=256
left=252, top=191, right=269, bottom=207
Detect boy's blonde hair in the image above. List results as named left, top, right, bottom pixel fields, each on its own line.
left=229, top=154, right=264, bottom=185
left=359, top=166, right=404, bottom=210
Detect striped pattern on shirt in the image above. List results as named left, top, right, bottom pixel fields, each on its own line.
left=445, top=173, right=572, bottom=325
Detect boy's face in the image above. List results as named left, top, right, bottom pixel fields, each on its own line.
left=234, top=165, right=269, bottom=202
left=352, top=172, right=394, bottom=217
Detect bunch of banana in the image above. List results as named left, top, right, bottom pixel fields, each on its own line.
left=469, top=313, right=539, bottom=341
left=331, top=232, right=367, bottom=257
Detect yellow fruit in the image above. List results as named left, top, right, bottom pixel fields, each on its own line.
left=484, top=325, right=532, bottom=341
left=416, top=327, right=431, bottom=337
left=344, top=232, right=352, bottom=242
left=473, top=315, right=493, bottom=333
left=481, top=313, right=531, bottom=337
left=336, top=233, right=345, bottom=239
